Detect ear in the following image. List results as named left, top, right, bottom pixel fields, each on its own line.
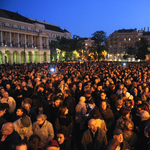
left=88, top=125, right=90, bottom=129
left=113, top=135, right=116, bottom=139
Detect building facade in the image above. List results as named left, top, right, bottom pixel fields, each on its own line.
left=0, top=9, right=71, bottom=64
left=108, top=28, right=139, bottom=61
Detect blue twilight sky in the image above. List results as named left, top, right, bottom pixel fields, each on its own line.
left=1, top=0, right=150, bottom=38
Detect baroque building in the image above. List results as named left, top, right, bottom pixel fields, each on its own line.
left=0, top=9, right=71, bottom=64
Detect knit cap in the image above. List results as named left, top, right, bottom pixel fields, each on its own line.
left=21, top=117, right=30, bottom=127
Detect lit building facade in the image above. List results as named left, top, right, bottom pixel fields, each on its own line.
left=108, top=28, right=138, bottom=61
left=0, top=9, right=71, bottom=64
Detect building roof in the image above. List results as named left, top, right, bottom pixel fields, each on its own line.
left=0, top=9, right=70, bottom=33
left=143, top=32, right=150, bottom=36
left=0, top=9, right=33, bottom=24
left=117, top=29, right=136, bottom=33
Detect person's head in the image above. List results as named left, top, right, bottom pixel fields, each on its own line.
left=20, top=117, right=31, bottom=127
left=23, top=103, right=31, bottom=111
left=100, top=91, right=106, bottom=100
left=56, top=127, right=68, bottom=145
left=37, top=114, right=47, bottom=125
left=0, top=103, right=6, bottom=117
left=3, top=91, right=9, bottom=98
left=115, top=99, right=123, bottom=110
left=144, top=86, right=149, bottom=93
left=88, top=98, right=95, bottom=109
left=11, top=140, right=27, bottom=150
left=141, top=110, right=150, bottom=121
left=119, top=83, right=124, bottom=90
left=124, top=120, right=134, bottom=131
left=121, top=108, right=130, bottom=119
left=16, top=107, right=27, bottom=117
left=89, top=108, right=101, bottom=119
left=137, top=103, right=145, bottom=114
left=58, top=105, right=68, bottom=117
left=79, top=96, right=86, bottom=103
left=78, top=82, right=82, bottom=88
left=1, top=122, right=14, bottom=136
left=28, top=134, right=41, bottom=150
left=6, top=84, right=11, bottom=90
left=113, top=129, right=123, bottom=143
left=45, top=139, right=60, bottom=150
left=106, top=138, right=120, bottom=150
left=88, top=118, right=97, bottom=133
left=64, top=90, right=70, bottom=98
left=122, top=87, right=127, bottom=94
left=101, top=100, right=107, bottom=111
left=54, top=97, right=62, bottom=107
left=133, top=87, right=138, bottom=94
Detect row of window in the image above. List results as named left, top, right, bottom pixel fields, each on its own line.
left=1, top=22, right=36, bottom=32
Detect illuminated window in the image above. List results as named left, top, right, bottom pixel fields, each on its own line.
left=124, top=38, right=126, bottom=41
left=85, top=43, right=87, bottom=45
left=139, top=38, right=141, bottom=41
left=129, top=38, right=131, bottom=41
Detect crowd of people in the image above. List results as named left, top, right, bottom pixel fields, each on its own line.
left=0, top=61, right=150, bottom=150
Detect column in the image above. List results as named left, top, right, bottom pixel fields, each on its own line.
left=16, top=33, right=19, bottom=47
left=11, top=53, right=13, bottom=64
left=46, top=37, right=49, bottom=49
left=31, top=36, right=33, bottom=48
left=32, top=52, right=34, bottom=63
left=40, top=53, right=43, bottom=63
left=9, top=32, right=12, bottom=47
left=0, top=31, right=3, bottom=46
left=39, top=36, right=43, bottom=49
left=2, top=52, right=5, bottom=64
left=24, top=34, right=26, bottom=47
left=19, top=53, right=21, bottom=64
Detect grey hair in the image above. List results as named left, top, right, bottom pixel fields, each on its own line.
left=37, top=114, right=47, bottom=121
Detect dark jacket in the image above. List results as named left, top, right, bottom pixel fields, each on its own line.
left=81, top=127, right=108, bottom=150
left=0, top=130, right=21, bottom=150
left=100, top=105, right=115, bottom=130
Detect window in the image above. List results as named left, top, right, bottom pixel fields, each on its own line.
left=17, top=25, right=21, bottom=29
left=31, top=28, right=35, bottom=32
left=24, top=27, right=28, bottom=30
left=11, top=33, right=14, bottom=37
left=129, top=38, right=131, bottom=41
left=1, top=22, right=5, bottom=27
left=26, top=35, right=28, bottom=39
left=19, top=34, right=21, bottom=38
left=9, top=24, right=13, bottom=28
left=3, top=32, right=5, bottom=36
left=124, top=38, right=126, bottom=41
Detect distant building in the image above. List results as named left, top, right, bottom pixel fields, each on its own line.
left=108, top=28, right=138, bottom=61
left=0, top=9, right=71, bottom=64
left=108, top=28, right=150, bottom=61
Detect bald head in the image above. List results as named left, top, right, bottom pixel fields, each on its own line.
left=2, top=122, right=14, bottom=136
left=88, top=119, right=97, bottom=132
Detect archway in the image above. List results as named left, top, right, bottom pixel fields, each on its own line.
left=13, top=51, right=19, bottom=64
left=21, top=51, right=25, bottom=63
left=28, top=51, right=33, bottom=63
left=34, top=52, right=38, bottom=63
left=5, top=51, right=11, bottom=63
left=43, top=52, right=47, bottom=62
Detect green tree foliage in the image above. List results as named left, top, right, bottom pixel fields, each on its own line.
left=91, top=30, right=108, bottom=61
left=135, top=37, right=149, bottom=60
